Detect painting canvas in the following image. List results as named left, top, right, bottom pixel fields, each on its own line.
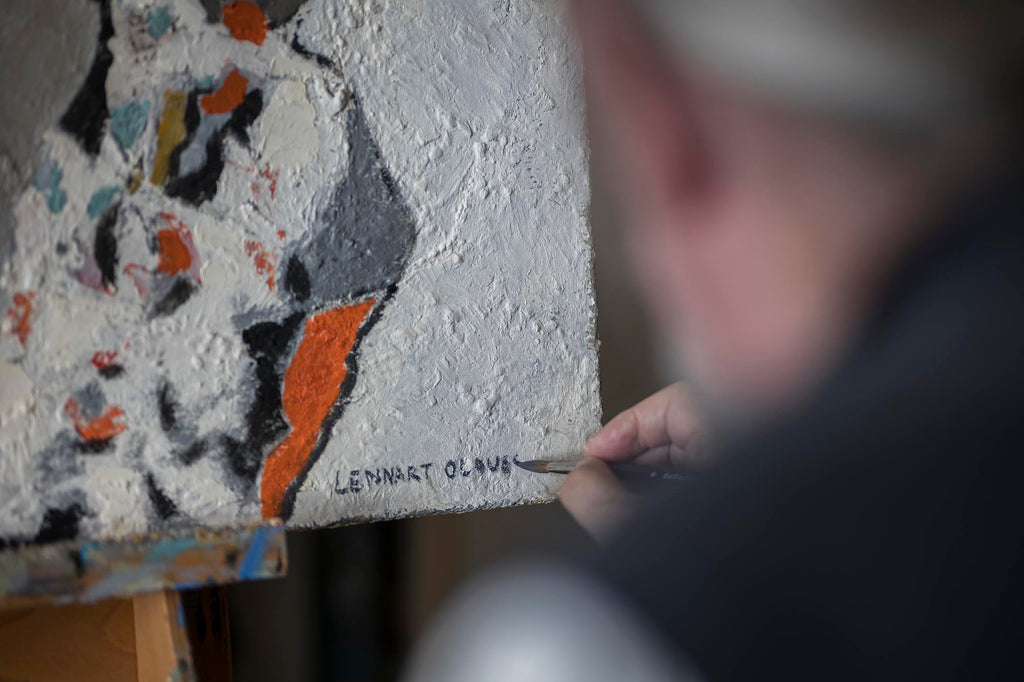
left=0, top=0, right=599, bottom=545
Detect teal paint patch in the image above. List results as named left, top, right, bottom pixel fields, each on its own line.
left=195, top=75, right=215, bottom=91
left=147, top=6, right=173, bottom=40
left=87, top=186, right=121, bottom=219
left=32, top=157, right=67, bottom=214
left=109, top=100, right=151, bottom=152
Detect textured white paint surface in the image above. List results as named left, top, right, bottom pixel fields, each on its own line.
left=0, top=0, right=598, bottom=542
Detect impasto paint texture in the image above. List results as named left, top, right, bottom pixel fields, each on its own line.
left=0, top=0, right=598, bottom=546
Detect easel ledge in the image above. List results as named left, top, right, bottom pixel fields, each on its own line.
left=0, top=520, right=287, bottom=610
left=0, top=521, right=287, bottom=681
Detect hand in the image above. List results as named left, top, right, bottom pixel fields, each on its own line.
left=560, top=383, right=707, bottom=542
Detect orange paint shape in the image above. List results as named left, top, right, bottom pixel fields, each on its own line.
left=65, top=397, right=127, bottom=442
left=201, top=69, right=249, bottom=115
left=223, top=2, right=268, bottom=45
left=5, top=291, right=35, bottom=347
left=260, top=299, right=376, bottom=518
left=244, top=240, right=277, bottom=291
left=156, top=212, right=200, bottom=281
left=157, top=230, right=191, bottom=275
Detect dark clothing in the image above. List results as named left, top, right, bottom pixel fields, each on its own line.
left=598, top=172, right=1024, bottom=680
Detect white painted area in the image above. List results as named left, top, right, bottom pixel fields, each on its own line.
left=0, top=0, right=598, bottom=541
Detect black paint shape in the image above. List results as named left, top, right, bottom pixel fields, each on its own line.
left=379, top=167, right=397, bottom=199
left=163, top=90, right=201, bottom=192
left=234, top=313, right=305, bottom=478
left=184, top=89, right=202, bottom=135
left=157, top=381, right=178, bottom=433
left=94, top=202, right=120, bottom=291
left=59, top=0, right=114, bottom=156
left=200, top=0, right=221, bottom=22
left=282, top=254, right=311, bottom=301
left=166, top=134, right=225, bottom=206
left=226, top=89, right=264, bottom=145
left=224, top=313, right=304, bottom=482
left=99, top=364, right=125, bottom=379
left=145, top=473, right=178, bottom=520
left=165, top=90, right=263, bottom=206
left=179, top=440, right=207, bottom=466
left=77, top=437, right=115, bottom=454
left=153, top=279, right=195, bottom=317
left=278, top=287, right=395, bottom=521
left=34, top=504, right=86, bottom=544
left=163, top=91, right=211, bottom=205
left=290, top=35, right=335, bottom=68
left=222, top=435, right=259, bottom=482
left=242, top=313, right=304, bottom=447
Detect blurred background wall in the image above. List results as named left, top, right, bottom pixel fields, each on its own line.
left=228, top=141, right=668, bottom=681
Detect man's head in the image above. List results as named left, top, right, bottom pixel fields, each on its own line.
left=575, top=0, right=1021, bottom=423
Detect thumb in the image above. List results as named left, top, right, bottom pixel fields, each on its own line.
left=560, top=458, right=641, bottom=543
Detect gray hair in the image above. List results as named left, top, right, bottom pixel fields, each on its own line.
left=635, top=0, right=1024, bottom=132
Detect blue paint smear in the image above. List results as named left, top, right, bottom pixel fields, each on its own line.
left=109, top=100, right=151, bottom=152
left=87, top=185, right=120, bottom=219
left=146, top=536, right=201, bottom=564
left=147, top=6, right=173, bottom=40
left=75, top=543, right=98, bottom=576
left=32, top=157, right=67, bottom=214
left=238, top=526, right=276, bottom=581
left=177, top=599, right=187, bottom=627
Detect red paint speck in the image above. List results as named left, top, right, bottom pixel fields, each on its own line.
left=263, top=168, right=279, bottom=199
left=245, top=240, right=277, bottom=291
left=91, top=350, right=118, bottom=371
left=276, top=230, right=286, bottom=241
left=5, top=291, right=36, bottom=347
left=250, top=168, right=279, bottom=204
left=223, top=2, right=268, bottom=45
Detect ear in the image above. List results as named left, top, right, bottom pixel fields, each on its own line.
left=574, top=1, right=709, bottom=218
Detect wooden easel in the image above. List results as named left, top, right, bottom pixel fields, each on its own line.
left=0, top=522, right=287, bottom=681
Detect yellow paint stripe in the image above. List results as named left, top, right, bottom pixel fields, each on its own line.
left=150, top=90, right=188, bottom=186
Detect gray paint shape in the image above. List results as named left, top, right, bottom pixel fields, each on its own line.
left=302, top=102, right=417, bottom=304
left=0, top=0, right=99, bottom=256
left=200, top=0, right=308, bottom=26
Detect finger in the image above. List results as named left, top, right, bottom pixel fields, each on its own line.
left=584, top=383, right=701, bottom=463
left=631, top=443, right=687, bottom=468
left=632, top=433, right=715, bottom=470
left=560, top=458, right=641, bottom=543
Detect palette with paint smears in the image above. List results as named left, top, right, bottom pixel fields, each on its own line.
left=0, top=0, right=599, bottom=547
